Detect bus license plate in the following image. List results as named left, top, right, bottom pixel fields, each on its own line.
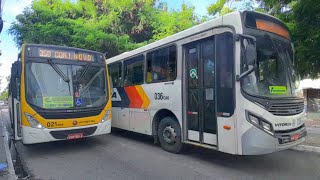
left=67, top=133, right=83, bottom=140
left=291, top=134, right=300, bottom=141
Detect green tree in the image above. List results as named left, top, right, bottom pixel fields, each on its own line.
left=9, top=0, right=198, bottom=58
left=151, top=3, right=199, bottom=40
left=9, top=0, right=147, bottom=57
left=289, top=0, right=320, bottom=78
left=0, top=90, right=8, bottom=101
left=207, top=0, right=235, bottom=16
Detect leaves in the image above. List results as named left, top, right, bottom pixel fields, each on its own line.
left=0, top=90, right=8, bottom=101
left=289, top=0, right=320, bottom=78
left=207, top=0, right=227, bottom=16
left=151, top=3, right=198, bottom=40
left=9, top=0, right=197, bottom=58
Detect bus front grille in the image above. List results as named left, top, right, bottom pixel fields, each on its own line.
left=268, top=101, right=304, bottom=116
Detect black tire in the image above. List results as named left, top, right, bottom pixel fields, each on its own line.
left=158, top=116, right=183, bottom=153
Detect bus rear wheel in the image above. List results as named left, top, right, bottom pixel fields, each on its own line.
left=158, top=117, right=183, bottom=153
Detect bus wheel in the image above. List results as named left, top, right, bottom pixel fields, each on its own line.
left=158, top=117, right=183, bottom=153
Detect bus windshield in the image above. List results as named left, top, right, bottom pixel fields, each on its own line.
left=241, top=34, right=301, bottom=98
left=26, top=62, right=108, bottom=109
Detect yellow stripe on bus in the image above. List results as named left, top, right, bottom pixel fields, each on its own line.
left=135, top=85, right=150, bottom=109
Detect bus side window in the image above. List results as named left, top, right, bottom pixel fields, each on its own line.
left=123, top=55, right=144, bottom=86
left=109, top=62, right=122, bottom=87
left=146, top=45, right=177, bottom=83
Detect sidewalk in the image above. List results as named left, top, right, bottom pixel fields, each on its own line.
left=304, top=120, right=320, bottom=146
left=291, top=119, right=320, bottom=153
left=305, top=119, right=320, bottom=127
left=0, top=109, right=16, bottom=180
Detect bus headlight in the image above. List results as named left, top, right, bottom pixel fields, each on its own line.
left=246, top=111, right=274, bottom=135
left=24, top=113, right=44, bottom=129
left=100, top=110, right=111, bottom=123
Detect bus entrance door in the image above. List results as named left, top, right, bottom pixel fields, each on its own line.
left=185, top=37, right=217, bottom=146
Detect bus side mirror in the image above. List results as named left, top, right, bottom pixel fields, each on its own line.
left=12, top=61, right=22, bottom=77
left=236, top=35, right=257, bottom=82
left=11, top=61, right=22, bottom=100
left=245, top=44, right=256, bottom=66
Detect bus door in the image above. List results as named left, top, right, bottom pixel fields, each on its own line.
left=10, top=61, right=22, bottom=140
left=185, top=37, right=217, bottom=145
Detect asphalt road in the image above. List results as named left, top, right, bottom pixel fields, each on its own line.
left=0, top=108, right=12, bottom=136
left=1, top=109, right=320, bottom=180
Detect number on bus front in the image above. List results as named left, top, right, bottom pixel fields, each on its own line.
left=47, top=122, right=57, bottom=127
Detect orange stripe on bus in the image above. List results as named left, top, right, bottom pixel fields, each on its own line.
left=124, top=86, right=143, bottom=108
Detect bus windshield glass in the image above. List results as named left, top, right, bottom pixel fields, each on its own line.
left=241, top=34, right=301, bottom=98
left=26, top=62, right=108, bottom=109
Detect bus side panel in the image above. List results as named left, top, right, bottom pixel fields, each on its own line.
left=142, top=81, right=181, bottom=112
left=142, top=81, right=182, bottom=134
left=111, top=80, right=182, bottom=136
left=112, top=107, right=130, bottom=130
left=130, top=108, right=151, bottom=135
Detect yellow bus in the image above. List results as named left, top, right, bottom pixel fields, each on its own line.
left=8, top=44, right=112, bottom=144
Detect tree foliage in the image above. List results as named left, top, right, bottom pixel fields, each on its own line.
left=152, top=3, right=198, bottom=40
left=9, top=0, right=198, bottom=58
left=289, top=0, right=320, bottom=79
left=0, top=90, right=8, bottom=101
left=208, top=0, right=241, bottom=16
left=207, top=0, right=320, bottom=78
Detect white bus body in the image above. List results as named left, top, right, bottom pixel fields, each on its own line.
left=107, top=11, right=306, bottom=155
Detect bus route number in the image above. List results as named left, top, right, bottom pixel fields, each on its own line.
left=154, top=93, right=169, bottom=100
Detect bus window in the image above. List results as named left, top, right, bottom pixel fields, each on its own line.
left=216, top=32, right=235, bottom=116
left=124, top=55, right=144, bottom=86
left=146, top=45, right=176, bottom=83
left=109, top=62, right=122, bottom=87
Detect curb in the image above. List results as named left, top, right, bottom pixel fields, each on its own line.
left=306, top=125, right=320, bottom=128
left=291, top=145, right=320, bottom=153
left=0, top=117, right=17, bottom=180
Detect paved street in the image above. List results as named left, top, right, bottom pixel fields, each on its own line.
left=1, top=109, right=320, bottom=180
left=0, top=108, right=11, bottom=137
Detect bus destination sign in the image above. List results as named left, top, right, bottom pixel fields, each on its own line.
left=38, top=49, right=94, bottom=61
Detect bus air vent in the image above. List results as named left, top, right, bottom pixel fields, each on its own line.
left=268, top=101, right=304, bottom=116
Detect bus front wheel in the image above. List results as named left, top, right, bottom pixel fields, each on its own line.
left=158, top=117, right=183, bottom=153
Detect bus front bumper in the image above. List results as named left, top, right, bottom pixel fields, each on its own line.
left=21, top=120, right=111, bottom=144
left=241, top=125, right=306, bottom=155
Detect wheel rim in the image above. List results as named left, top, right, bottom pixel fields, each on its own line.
left=162, top=125, right=176, bottom=144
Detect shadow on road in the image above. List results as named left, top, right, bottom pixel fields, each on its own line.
left=110, top=128, right=320, bottom=175
left=14, top=126, right=320, bottom=179
left=17, top=135, right=108, bottom=155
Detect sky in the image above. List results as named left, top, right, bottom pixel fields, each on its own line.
left=0, top=0, right=215, bottom=92
left=0, top=0, right=33, bottom=91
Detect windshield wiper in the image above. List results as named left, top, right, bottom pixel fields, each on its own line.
left=76, top=63, right=91, bottom=83
left=48, top=59, right=70, bottom=82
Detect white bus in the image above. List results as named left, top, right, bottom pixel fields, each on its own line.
left=107, top=11, right=306, bottom=155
